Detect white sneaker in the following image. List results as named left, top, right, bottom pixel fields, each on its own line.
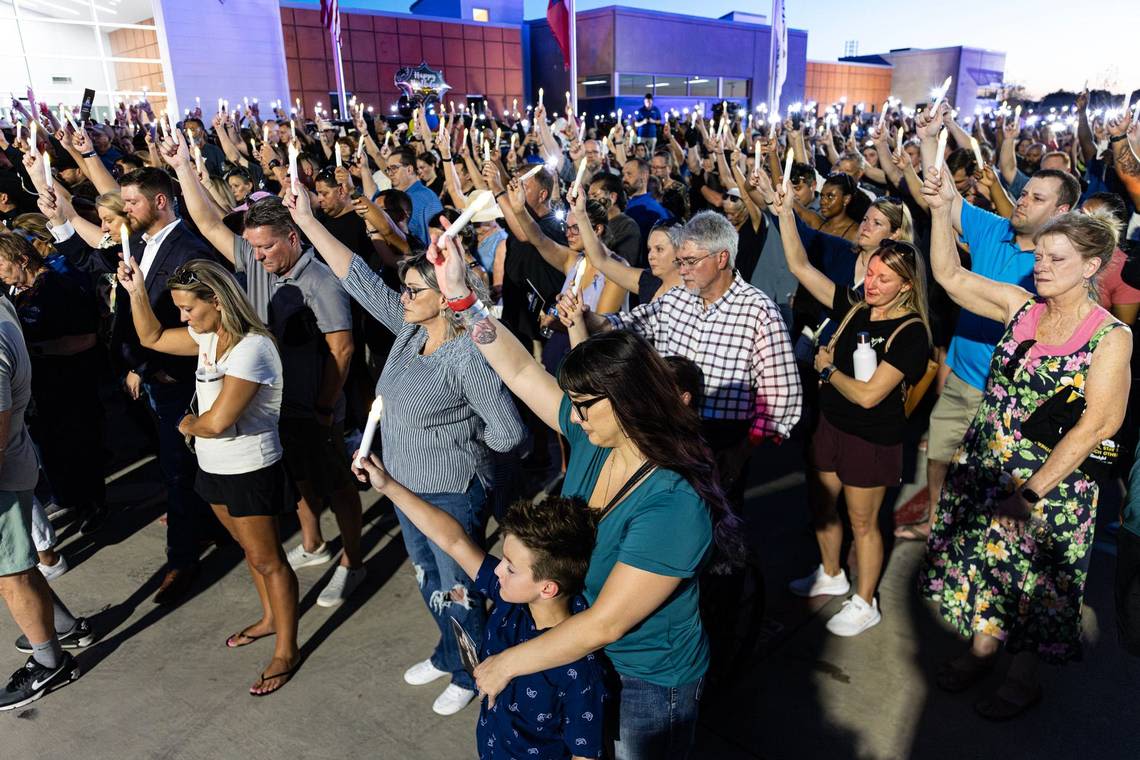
left=404, top=658, right=450, bottom=686
left=432, top=683, right=476, bottom=716
left=825, top=594, right=881, bottom=637
left=316, top=565, right=367, bottom=608
left=788, top=564, right=850, bottom=598
left=286, top=542, right=332, bottom=570
left=37, top=555, right=69, bottom=582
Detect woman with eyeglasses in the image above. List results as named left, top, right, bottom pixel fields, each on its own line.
left=117, top=258, right=300, bottom=697
left=283, top=188, right=526, bottom=717
left=424, top=224, right=743, bottom=759
left=771, top=184, right=933, bottom=637
left=919, top=161, right=1131, bottom=720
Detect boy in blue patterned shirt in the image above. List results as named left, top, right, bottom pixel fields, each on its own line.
left=354, top=454, right=606, bottom=759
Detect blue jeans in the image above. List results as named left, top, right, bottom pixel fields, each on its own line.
left=394, top=478, right=487, bottom=690
left=145, top=380, right=208, bottom=570
left=613, top=674, right=704, bottom=760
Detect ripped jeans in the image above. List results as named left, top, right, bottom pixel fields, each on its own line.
left=394, top=477, right=487, bottom=690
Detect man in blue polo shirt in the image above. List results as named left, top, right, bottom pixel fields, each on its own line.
left=633, top=93, right=662, bottom=154
left=384, top=146, right=441, bottom=245
left=914, top=168, right=1082, bottom=538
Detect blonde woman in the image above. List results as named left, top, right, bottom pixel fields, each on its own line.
left=772, top=185, right=933, bottom=637
left=118, top=258, right=300, bottom=697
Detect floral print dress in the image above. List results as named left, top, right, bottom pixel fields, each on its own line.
left=921, top=299, right=1123, bottom=663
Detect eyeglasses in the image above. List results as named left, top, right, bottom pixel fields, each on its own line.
left=672, top=251, right=718, bottom=269
left=384, top=164, right=409, bottom=175
left=401, top=284, right=433, bottom=300
left=566, top=224, right=580, bottom=234
left=570, top=395, right=607, bottom=421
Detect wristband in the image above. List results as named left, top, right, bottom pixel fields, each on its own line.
left=1109, top=133, right=1128, bottom=144
left=457, top=298, right=492, bottom=328
left=81, top=151, right=96, bottom=158
left=494, top=190, right=507, bottom=200
left=446, top=290, right=478, bottom=311
left=1019, top=487, right=1043, bottom=504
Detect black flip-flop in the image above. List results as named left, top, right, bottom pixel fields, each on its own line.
left=249, top=664, right=299, bottom=697
left=225, top=626, right=274, bottom=649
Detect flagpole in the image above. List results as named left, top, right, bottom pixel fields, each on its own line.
left=768, top=0, right=777, bottom=110
left=331, top=12, right=348, bottom=117
left=568, top=0, right=577, bottom=116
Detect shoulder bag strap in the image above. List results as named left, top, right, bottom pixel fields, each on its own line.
left=825, top=301, right=865, bottom=353
left=885, top=317, right=924, bottom=352
left=598, top=460, right=658, bottom=523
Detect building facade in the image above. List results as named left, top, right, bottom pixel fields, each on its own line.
left=804, top=60, right=892, bottom=114
left=842, top=46, right=1006, bottom=117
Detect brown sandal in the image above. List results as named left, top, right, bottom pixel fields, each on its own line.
left=936, top=651, right=996, bottom=693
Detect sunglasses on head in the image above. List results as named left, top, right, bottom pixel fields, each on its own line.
left=878, top=238, right=918, bottom=260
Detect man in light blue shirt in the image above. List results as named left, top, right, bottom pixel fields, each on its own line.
left=384, top=146, right=441, bottom=245
left=914, top=168, right=1082, bottom=539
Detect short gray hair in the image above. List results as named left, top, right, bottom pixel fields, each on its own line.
left=680, top=210, right=738, bottom=268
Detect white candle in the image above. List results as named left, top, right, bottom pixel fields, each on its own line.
left=483, top=137, right=491, bottom=163
left=617, top=108, right=623, bottom=124
left=690, top=110, right=697, bottom=129
left=510, top=133, right=518, bottom=150
left=578, top=116, right=586, bottom=142
left=29, top=121, right=37, bottom=155
left=120, top=223, right=130, bottom=265
left=196, top=96, right=201, bottom=108
left=218, top=97, right=224, bottom=114
left=440, top=190, right=494, bottom=244
left=519, top=164, right=545, bottom=182
left=565, top=90, right=571, bottom=108
left=1014, top=105, right=1022, bottom=124
left=782, top=150, right=794, bottom=192
left=538, top=88, right=544, bottom=108
left=15, top=122, right=21, bottom=144
left=290, top=118, right=296, bottom=141
left=193, top=144, right=203, bottom=174
left=262, top=123, right=270, bottom=142
left=335, top=142, right=343, bottom=168
left=43, top=153, right=53, bottom=190
left=167, top=109, right=179, bottom=144
left=295, top=97, right=301, bottom=111
left=934, top=128, right=949, bottom=174
left=970, top=136, right=985, bottom=172
left=495, top=127, right=502, bottom=149
left=570, top=257, right=588, bottom=297
left=571, top=156, right=589, bottom=198
left=931, top=75, right=952, bottom=113
left=879, top=100, right=890, bottom=130
left=462, top=127, right=469, bottom=148
left=754, top=140, right=762, bottom=167
left=735, top=131, right=746, bottom=148
left=354, top=395, right=384, bottom=468
left=897, top=124, right=905, bottom=153
left=287, top=143, right=300, bottom=196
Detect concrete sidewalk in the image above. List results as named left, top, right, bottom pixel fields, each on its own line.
left=3, top=445, right=1139, bottom=759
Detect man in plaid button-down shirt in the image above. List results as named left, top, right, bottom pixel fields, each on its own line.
left=581, top=211, right=802, bottom=489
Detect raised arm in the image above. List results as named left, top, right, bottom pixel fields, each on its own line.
left=1075, top=90, right=1096, bottom=164
left=69, top=129, right=119, bottom=195
left=161, top=132, right=238, bottom=262
left=1107, top=108, right=1140, bottom=207
left=922, top=165, right=1027, bottom=324
left=771, top=186, right=837, bottom=308
left=571, top=190, right=642, bottom=294
left=426, top=224, right=565, bottom=432
left=116, top=257, right=197, bottom=356
left=283, top=186, right=353, bottom=279
left=503, top=179, right=575, bottom=274
left=998, top=116, right=1020, bottom=185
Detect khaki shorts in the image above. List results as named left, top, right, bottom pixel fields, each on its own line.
left=926, top=371, right=985, bottom=463
left=0, top=490, right=36, bottom=576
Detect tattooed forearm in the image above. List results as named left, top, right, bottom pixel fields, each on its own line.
left=471, top=317, right=497, bottom=345
left=1114, top=141, right=1140, bottom=178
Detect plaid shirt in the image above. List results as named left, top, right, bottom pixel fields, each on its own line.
left=608, top=273, right=802, bottom=440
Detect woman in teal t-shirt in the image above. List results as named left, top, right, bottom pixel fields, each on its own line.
left=425, top=229, right=742, bottom=759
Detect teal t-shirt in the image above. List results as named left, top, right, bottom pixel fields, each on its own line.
left=558, top=396, right=712, bottom=687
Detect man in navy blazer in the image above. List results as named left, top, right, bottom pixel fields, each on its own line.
left=44, top=167, right=216, bottom=605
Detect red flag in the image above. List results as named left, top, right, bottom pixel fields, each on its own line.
left=547, top=0, right=571, bottom=70
left=321, top=0, right=341, bottom=45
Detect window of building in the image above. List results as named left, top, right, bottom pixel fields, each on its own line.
left=472, top=8, right=489, bottom=22
left=651, top=75, right=686, bottom=95
left=618, top=74, right=653, bottom=97
left=723, top=78, right=750, bottom=99
left=686, top=76, right=717, bottom=97
left=0, top=0, right=166, bottom=119
left=577, top=75, right=611, bottom=99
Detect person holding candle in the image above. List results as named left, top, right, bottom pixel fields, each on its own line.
left=919, top=160, right=1131, bottom=720
left=159, top=136, right=367, bottom=610
left=283, top=186, right=526, bottom=717
left=118, top=256, right=300, bottom=696
left=41, top=167, right=219, bottom=605
left=767, top=180, right=933, bottom=635
left=426, top=222, right=741, bottom=758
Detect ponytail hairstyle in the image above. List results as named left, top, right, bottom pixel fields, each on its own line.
left=558, top=331, right=745, bottom=568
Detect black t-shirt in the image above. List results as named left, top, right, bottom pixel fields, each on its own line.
left=819, top=288, right=930, bottom=445
left=427, top=173, right=445, bottom=197
left=637, top=269, right=664, bottom=303
left=735, top=216, right=767, bottom=282
left=502, top=211, right=568, bottom=341
left=318, top=210, right=373, bottom=261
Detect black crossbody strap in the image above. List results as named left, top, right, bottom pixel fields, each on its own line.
left=598, top=460, right=658, bottom=523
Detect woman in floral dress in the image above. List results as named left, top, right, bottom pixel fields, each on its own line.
left=919, top=167, right=1132, bottom=720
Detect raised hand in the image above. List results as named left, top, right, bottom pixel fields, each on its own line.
left=350, top=452, right=391, bottom=491
left=1107, top=106, right=1133, bottom=138
left=556, top=289, right=586, bottom=328
left=116, top=254, right=145, bottom=296
left=921, top=162, right=957, bottom=212
left=282, top=181, right=314, bottom=219
left=425, top=219, right=469, bottom=299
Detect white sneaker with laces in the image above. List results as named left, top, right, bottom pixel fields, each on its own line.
left=432, top=683, right=476, bottom=716
left=38, top=555, right=69, bottom=582
left=788, top=564, right=851, bottom=598
left=286, top=542, right=332, bottom=570
left=404, top=659, right=450, bottom=686
left=825, top=594, right=881, bottom=637
left=316, top=565, right=367, bottom=608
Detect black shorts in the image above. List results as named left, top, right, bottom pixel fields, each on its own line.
left=810, top=412, right=902, bottom=489
left=195, top=461, right=298, bottom=518
left=1116, top=528, right=1140, bottom=657
left=279, top=417, right=357, bottom=495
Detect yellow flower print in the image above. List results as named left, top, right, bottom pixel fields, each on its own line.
left=980, top=617, right=1004, bottom=637
left=986, top=541, right=1010, bottom=561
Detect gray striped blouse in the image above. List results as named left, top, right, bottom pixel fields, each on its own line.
left=342, top=256, right=527, bottom=494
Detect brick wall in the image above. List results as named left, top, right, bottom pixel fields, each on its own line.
left=108, top=21, right=167, bottom=111
left=281, top=7, right=524, bottom=116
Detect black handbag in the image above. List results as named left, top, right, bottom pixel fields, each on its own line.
left=1020, top=385, right=1119, bottom=483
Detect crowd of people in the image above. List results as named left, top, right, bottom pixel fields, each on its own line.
left=0, top=80, right=1138, bottom=756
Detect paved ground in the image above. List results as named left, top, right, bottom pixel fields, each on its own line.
left=3, top=428, right=1139, bottom=759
